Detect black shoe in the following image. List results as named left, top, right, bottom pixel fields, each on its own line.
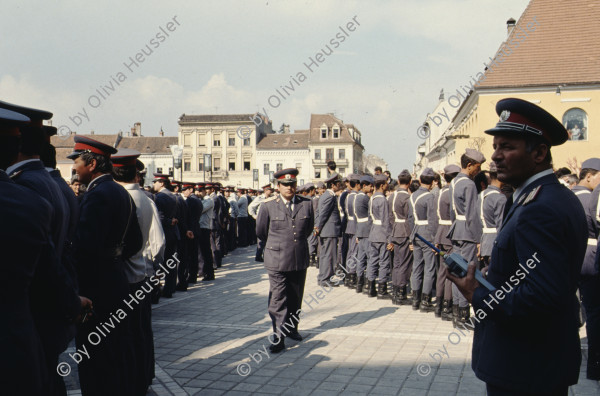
left=162, top=292, right=173, bottom=298
left=419, top=293, right=434, bottom=313
left=377, top=282, right=391, bottom=300
left=255, top=256, right=264, bottom=262
left=397, top=285, right=409, bottom=305
left=175, top=284, right=188, bottom=292
left=286, top=331, right=303, bottom=341
left=202, top=275, right=215, bottom=281
left=187, top=278, right=197, bottom=284
left=367, top=280, right=377, bottom=297
left=412, top=289, right=422, bottom=310
left=458, top=306, right=471, bottom=327
left=269, top=338, right=285, bottom=353
left=441, top=299, right=453, bottom=321
left=434, top=296, right=443, bottom=317
left=356, top=275, right=365, bottom=293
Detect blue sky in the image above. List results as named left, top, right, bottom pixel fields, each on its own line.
left=0, top=0, right=529, bottom=174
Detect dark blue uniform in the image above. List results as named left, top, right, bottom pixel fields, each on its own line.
left=186, top=194, right=203, bottom=283
left=154, top=188, right=179, bottom=297
left=74, top=174, right=143, bottom=396
left=471, top=173, right=586, bottom=394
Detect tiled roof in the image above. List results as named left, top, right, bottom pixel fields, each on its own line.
left=178, top=114, right=256, bottom=124
left=477, top=0, right=600, bottom=88
left=308, top=114, right=363, bottom=148
left=256, top=133, right=309, bottom=150
left=52, top=134, right=178, bottom=163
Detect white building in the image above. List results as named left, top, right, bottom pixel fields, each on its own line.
left=255, top=131, right=311, bottom=186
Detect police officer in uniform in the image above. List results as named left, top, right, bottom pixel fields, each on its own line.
left=68, top=136, right=143, bottom=396
left=388, top=170, right=412, bottom=305
left=447, top=148, right=485, bottom=326
left=344, top=175, right=360, bottom=288
left=450, top=98, right=586, bottom=396
left=249, top=184, right=274, bottom=261
left=237, top=188, right=249, bottom=247
left=256, top=168, right=314, bottom=353
left=354, top=175, right=374, bottom=293
left=434, top=164, right=460, bottom=320
left=308, top=183, right=320, bottom=266
left=315, top=173, right=343, bottom=286
left=181, top=182, right=203, bottom=284
left=477, top=161, right=507, bottom=270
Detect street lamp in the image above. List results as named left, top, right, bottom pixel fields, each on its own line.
left=169, top=145, right=184, bottom=181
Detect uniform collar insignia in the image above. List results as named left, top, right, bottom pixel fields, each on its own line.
left=522, top=185, right=542, bottom=206
left=8, top=170, right=23, bottom=179
left=499, top=110, right=511, bottom=122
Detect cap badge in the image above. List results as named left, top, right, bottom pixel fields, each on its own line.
left=499, top=110, right=510, bottom=122
left=285, top=174, right=291, bottom=179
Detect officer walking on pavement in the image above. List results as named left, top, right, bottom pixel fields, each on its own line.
left=256, top=168, right=314, bottom=353
left=314, top=173, right=343, bottom=287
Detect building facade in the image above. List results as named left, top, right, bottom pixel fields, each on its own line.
left=256, top=131, right=311, bottom=187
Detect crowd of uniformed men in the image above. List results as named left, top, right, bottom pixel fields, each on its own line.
left=2, top=96, right=600, bottom=396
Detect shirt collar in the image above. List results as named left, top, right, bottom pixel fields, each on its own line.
left=88, top=173, right=111, bottom=190
left=6, top=158, right=40, bottom=176
left=513, top=168, right=554, bottom=202
left=122, top=183, right=141, bottom=191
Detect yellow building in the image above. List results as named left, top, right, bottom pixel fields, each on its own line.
left=415, top=0, right=600, bottom=175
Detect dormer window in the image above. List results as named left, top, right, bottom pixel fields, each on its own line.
left=332, top=124, right=340, bottom=139
left=320, top=124, right=328, bottom=139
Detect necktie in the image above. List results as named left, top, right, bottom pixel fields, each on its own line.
left=286, top=201, right=292, bottom=214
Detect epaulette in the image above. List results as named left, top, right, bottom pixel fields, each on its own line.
left=264, top=196, right=277, bottom=203
left=8, top=170, right=23, bottom=179
left=522, top=185, right=542, bottom=206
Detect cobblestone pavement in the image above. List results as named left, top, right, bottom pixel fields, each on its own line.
left=63, top=246, right=599, bottom=395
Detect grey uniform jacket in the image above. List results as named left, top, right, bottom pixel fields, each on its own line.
left=388, top=188, right=411, bottom=242
left=434, top=186, right=453, bottom=246
left=237, top=195, right=248, bottom=217
left=354, top=192, right=371, bottom=238
left=478, top=185, right=507, bottom=257
left=256, top=195, right=314, bottom=272
left=583, top=185, right=599, bottom=275
left=248, top=194, right=266, bottom=219
left=447, top=172, right=482, bottom=243
left=369, top=192, right=392, bottom=243
left=408, top=186, right=437, bottom=241
left=345, top=191, right=357, bottom=235
left=316, top=189, right=341, bottom=237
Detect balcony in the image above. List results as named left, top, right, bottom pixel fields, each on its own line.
left=312, top=158, right=349, bottom=166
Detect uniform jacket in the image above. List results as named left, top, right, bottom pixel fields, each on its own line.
left=248, top=194, right=266, bottom=219
left=316, top=189, right=341, bottom=237
left=338, top=190, right=349, bottom=233
left=200, top=195, right=214, bottom=229
left=369, top=191, right=392, bottom=243
left=447, top=172, right=482, bottom=243
left=434, top=186, right=453, bottom=246
left=228, top=196, right=239, bottom=218
left=237, top=195, right=249, bottom=217
left=408, top=186, right=437, bottom=241
left=388, top=188, right=411, bottom=242
left=354, top=192, right=371, bottom=238
left=155, top=189, right=179, bottom=242
left=584, top=185, right=600, bottom=275
left=175, top=193, right=189, bottom=238
left=471, top=173, right=587, bottom=393
left=256, top=195, right=314, bottom=271
left=477, top=185, right=507, bottom=257
left=345, top=191, right=357, bottom=235
left=186, top=194, right=203, bottom=236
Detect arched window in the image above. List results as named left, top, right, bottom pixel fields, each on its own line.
left=563, top=108, right=588, bottom=141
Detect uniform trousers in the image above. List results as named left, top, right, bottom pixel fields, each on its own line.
left=267, top=269, right=306, bottom=337
left=199, top=228, right=214, bottom=278
left=318, top=237, right=338, bottom=283
left=176, top=236, right=188, bottom=288
left=128, top=280, right=154, bottom=395
left=210, top=230, right=222, bottom=268
left=391, top=238, right=412, bottom=287
left=187, top=235, right=200, bottom=282
left=248, top=217, right=257, bottom=245
left=255, top=238, right=265, bottom=261
left=436, top=244, right=453, bottom=300
left=367, top=242, right=391, bottom=282
left=580, top=274, right=600, bottom=378
left=451, top=240, right=477, bottom=307
left=411, top=238, right=437, bottom=294
left=308, top=233, right=319, bottom=257
left=162, top=239, right=178, bottom=296
left=338, top=232, right=349, bottom=270
left=227, top=218, right=237, bottom=251
left=356, top=237, right=369, bottom=277
left=346, top=233, right=357, bottom=274
left=237, top=217, right=249, bottom=247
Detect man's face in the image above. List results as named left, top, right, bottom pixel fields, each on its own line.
left=264, top=188, right=273, bottom=198
left=72, top=156, right=95, bottom=184
left=466, top=162, right=482, bottom=178
left=331, top=181, right=342, bottom=192
left=374, top=170, right=382, bottom=175
left=71, top=181, right=81, bottom=194
left=491, top=135, right=539, bottom=187
left=182, top=188, right=192, bottom=198
left=362, top=183, right=373, bottom=194
left=588, top=172, right=600, bottom=190
left=152, top=180, right=162, bottom=193
left=278, top=182, right=296, bottom=200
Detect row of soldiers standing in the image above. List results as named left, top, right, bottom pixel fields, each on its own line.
left=298, top=148, right=507, bottom=328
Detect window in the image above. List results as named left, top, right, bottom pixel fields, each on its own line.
left=198, top=134, right=206, bottom=146
left=184, top=160, right=191, bottom=172
left=244, top=161, right=251, bottom=171
left=332, top=124, right=340, bottom=138
left=183, top=134, right=191, bottom=147
left=168, top=167, right=173, bottom=176
left=339, top=167, right=345, bottom=176
left=563, top=108, right=588, bottom=141
left=326, top=148, right=334, bottom=161
left=156, top=167, right=163, bottom=174
left=314, top=149, right=321, bottom=160
left=321, top=127, right=327, bottom=139
left=213, top=136, right=221, bottom=146
left=264, top=163, right=270, bottom=175
left=198, top=162, right=203, bottom=171
left=228, top=133, right=235, bottom=146
left=296, top=162, right=302, bottom=173
left=229, top=161, right=236, bottom=171
left=213, top=158, right=221, bottom=171
left=276, top=163, right=283, bottom=172
left=339, top=149, right=345, bottom=159
left=243, top=138, right=250, bottom=146
left=315, top=170, right=321, bottom=178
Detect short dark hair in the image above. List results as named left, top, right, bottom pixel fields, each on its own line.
left=326, top=180, right=340, bottom=188
left=580, top=168, right=599, bottom=181
left=384, top=170, right=391, bottom=177
left=0, top=135, right=20, bottom=170
left=444, top=172, right=458, bottom=183
left=474, top=171, right=489, bottom=194
left=19, top=126, right=45, bottom=156
left=80, top=152, right=113, bottom=174
left=349, top=180, right=358, bottom=188
left=409, top=180, right=421, bottom=193
left=374, top=180, right=386, bottom=190
left=490, top=172, right=498, bottom=181
left=39, top=142, right=57, bottom=169
left=524, top=135, right=552, bottom=165
left=398, top=173, right=412, bottom=185
left=555, top=167, right=571, bottom=178
left=360, top=180, right=372, bottom=187
left=420, top=175, right=434, bottom=185
left=460, top=154, right=478, bottom=169
left=112, top=165, right=137, bottom=183
left=374, top=166, right=383, bottom=172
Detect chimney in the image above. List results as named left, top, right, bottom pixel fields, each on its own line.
left=159, top=127, right=165, bottom=137
left=507, top=18, right=516, bottom=37
left=90, top=130, right=94, bottom=135
left=284, top=124, right=290, bottom=134
left=134, top=122, right=141, bottom=136
left=439, top=89, right=445, bottom=101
